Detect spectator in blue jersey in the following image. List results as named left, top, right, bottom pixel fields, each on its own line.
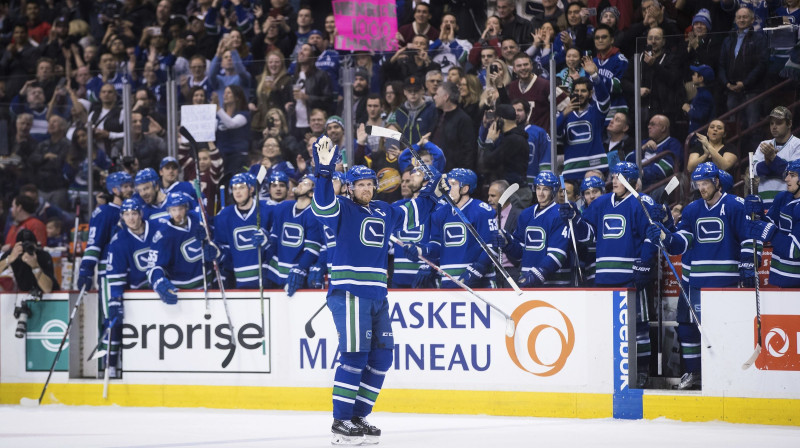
left=558, top=56, right=611, bottom=180
left=216, top=85, right=251, bottom=178
left=682, top=65, right=715, bottom=134
left=430, top=13, right=472, bottom=75
left=85, top=52, right=134, bottom=102
left=386, top=75, right=437, bottom=145
left=303, top=30, right=341, bottom=98
left=209, top=35, right=252, bottom=106
left=626, top=114, right=683, bottom=191
left=592, top=24, right=628, bottom=124
left=10, top=82, right=49, bottom=142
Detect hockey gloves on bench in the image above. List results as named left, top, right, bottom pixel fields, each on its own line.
left=287, top=267, right=307, bottom=297
left=519, top=268, right=545, bottom=287
left=307, top=264, right=326, bottom=289
left=559, top=202, right=580, bottom=224
left=745, top=219, right=777, bottom=243
left=77, top=269, right=94, bottom=292
left=251, top=229, right=269, bottom=248
left=646, top=222, right=674, bottom=247
left=153, top=278, right=179, bottom=305
left=403, top=241, right=430, bottom=263
left=632, top=259, right=656, bottom=290
left=744, top=195, right=766, bottom=221
left=313, top=135, right=338, bottom=177
left=739, top=254, right=758, bottom=288
left=458, top=262, right=486, bottom=287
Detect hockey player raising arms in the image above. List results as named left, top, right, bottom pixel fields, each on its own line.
left=311, top=134, right=446, bottom=445
left=148, top=193, right=216, bottom=304
left=213, top=173, right=271, bottom=289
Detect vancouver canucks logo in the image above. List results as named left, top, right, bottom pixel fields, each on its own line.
left=133, top=248, right=152, bottom=272
left=696, top=217, right=724, bottom=243
left=525, top=227, right=546, bottom=251
left=181, top=237, right=204, bottom=262
left=398, top=225, right=425, bottom=243
left=360, top=218, right=385, bottom=247
left=443, top=222, right=467, bottom=247
left=233, top=226, right=260, bottom=250
left=566, top=121, right=592, bottom=144
left=281, top=223, right=305, bottom=248
left=602, top=214, right=626, bottom=239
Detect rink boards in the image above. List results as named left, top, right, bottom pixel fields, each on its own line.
left=1, top=288, right=798, bottom=426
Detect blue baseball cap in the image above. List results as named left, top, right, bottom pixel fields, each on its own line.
left=689, top=65, right=714, bottom=83
left=160, top=156, right=179, bottom=170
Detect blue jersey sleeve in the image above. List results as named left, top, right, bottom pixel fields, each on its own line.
left=105, top=235, right=130, bottom=299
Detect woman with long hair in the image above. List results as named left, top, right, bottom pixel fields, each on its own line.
left=527, top=21, right=556, bottom=78
left=687, top=119, right=738, bottom=174
left=459, top=74, right=482, bottom=128
left=209, top=35, right=252, bottom=106
left=252, top=50, right=293, bottom=132
left=556, top=47, right=586, bottom=92
left=381, top=80, right=405, bottom=117
left=216, top=85, right=252, bottom=177
left=261, top=107, right=302, bottom=161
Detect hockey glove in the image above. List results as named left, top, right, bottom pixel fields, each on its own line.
left=287, top=267, right=307, bottom=297
left=646, top=222, right=673, bottom=246
left=646, top=200, right=668, bottom=224
left=744, top=195, right=766, bottom=221
left=632, top=259, right=656, bottom=290
left=153, top=278, right=179, bottom=305
left=77, top=269, right=94, bottom=292
left=412, top=264, right=438, bottom=288
left=403, top=241, right=428, bottom=263
left=307, top=264, right=326, bottom=289
left=559, top=202, right=578, bottom=222
left=203, top=243, right=221, bottom=262
left=739, top=259, right=757, bottom=288
left=104, top=298, right=124, bottom=330
left=251, top=229, right=269, bottom=248
left=313, top=135, right=338, bottom=177
left=519, top=268, right=545, bottom=287
left=745, top=220, right=777, bottom=243
left=418, top=169, right=447, bottom=199
left=458, top=263, right=485, bottom=287
left=493, top=229, right=510, bottom=252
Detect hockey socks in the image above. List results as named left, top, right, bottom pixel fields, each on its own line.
left=332, top=352, right=368, bottom=420
left=353, top=348, right=392, bottom=418
left=677, top=323, right=701, bottom=373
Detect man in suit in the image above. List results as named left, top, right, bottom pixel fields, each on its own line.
left=488, top=179, right=523, bottom=286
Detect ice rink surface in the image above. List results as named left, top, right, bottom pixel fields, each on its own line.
left=1, top=406, right=799, bottom=448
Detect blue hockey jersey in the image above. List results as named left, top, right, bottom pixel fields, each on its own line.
left=147, top=213, right=209, bottom=289
left=765, top=191, right=800, bottom=287
left=390, top=198, right=435, bottom=287
left=625, top=136, right=682, bottom=187
left=505, top=202, right=571, bottom=286
left=525, top=124, right=553, bottom=184
left=574, top=192, right=657, bottom=286
left=594, top=51, right=628, bottom=124
left=312, top=177, right=438, bottom=298
left=663, top=193, right=754, bottom=288
left=267, top=201, right=322, bottom=286
left=214, top=201, right=273, bottom=288
left=106, top=221, right=155, bottom=298
left=558, top=74, right=610, bottom=179
left=80, top=203, right=121, bottom=276
left=426, top=198, right=497, bottom=288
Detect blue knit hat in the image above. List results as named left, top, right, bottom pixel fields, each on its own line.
left=693, top=8, right=712, bottom=30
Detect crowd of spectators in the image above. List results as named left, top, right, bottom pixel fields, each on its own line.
left=1, top=0, right=799, bottom=248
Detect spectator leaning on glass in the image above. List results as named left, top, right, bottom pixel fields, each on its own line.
left=0, top=229, right=58, bottom=338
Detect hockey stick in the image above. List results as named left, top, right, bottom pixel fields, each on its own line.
left=616, top=175, right=711, bottom=349
left=366, top=125, right=523, bottom=295
left=256, top=165, right=268, bottom=356
left=496, top=183, right=519, bottom=269
left=390, top=235, right=516, bottom=337
left=102, top=320, right=115, bottom=399
left=559, top=175, right=584, bottom=285
left=179, top=126, right=236, bottom=347
left=304, top=302, right=328, bottom=338
left=20, top=286, right=87, bottom=406
left=742, top=152, right=762, bottom=370
left=86, top=316, right=119, bottom=361
left=655, top=176, right=680, bottom=376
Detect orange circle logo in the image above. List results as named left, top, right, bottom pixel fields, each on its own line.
left=505, top=300, right=575, bottom=377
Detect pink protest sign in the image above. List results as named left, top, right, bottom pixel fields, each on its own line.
left=332, top=0, right=398, bottom=52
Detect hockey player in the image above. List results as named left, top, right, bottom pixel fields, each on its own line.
left=266, top=174, right=322, bottom=296
left=647, top=162, right=769, bottom=389
left=76, top=171, right=133, bottom=293
left=391, top=165, right=436, bottom=288
left=265, top=170, right=290, bottom=205
left=760, top=160, right=800, bottom=286
left=308, top=172, right=346, bottom=289
left=134, top=168, right=169, bottom=223
left=214, top=173, right=272, bottom=288
left=561, top=162, right=657, bottom=386
left=104, top=198, right=155, bottom=377
left=159, top=156, right=197, bottom=198
left=496, top=171, right=571, bottom=286
left=753, top=106, right=800, bottom=207
left=581, top=176, right=605, bottom=207
left=311, top=134, right=446, bottom=444
left=525, top=121, right=553, bottom=184
left=557, top=57, right=611, bottom=180
left=148, top=192, right=215, bottom=304
left=405, top=168, right=498, bottom=288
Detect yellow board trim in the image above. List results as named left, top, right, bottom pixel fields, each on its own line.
left=1, top=383, right=797, bottom=426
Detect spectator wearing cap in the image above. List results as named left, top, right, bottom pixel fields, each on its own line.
left=384, top=34, right=442, bottom=83
left=324, top=115, right=354, bottom=163
left=718, top=7, right=768, bottom=147
left=113, top=109, right=167, bottom=172
left=387, top=75, right=438, bottom=145
left=429, top=13, right=473, bottom=75
left=431, top=81, right=478, bottom=172
left=682, top=65, right=715, bottom=134
left=593, top=4, right=629, bottom=38
left=159, top=156, right=197, bottom=199
left=754, top=106, right=800, bottom=206
left=480, top=102, right=529, bottom=186
left=39, top=17, right=71, bottom=67
left=290, top=29, right=341, bottom=98
left=288, top=42, right=333, bottom=138
left=397, top=2, right=439, bottom=46
left=686, top=9, right=722, bottom=70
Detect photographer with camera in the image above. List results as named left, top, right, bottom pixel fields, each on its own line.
left=0, top=229, right=57, bottom=338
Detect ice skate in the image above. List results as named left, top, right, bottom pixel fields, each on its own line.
left=331, top=419, right=364, bottom=445
left=674, top=372, right=701, bottom=390
left=351, top=416, right=380, bottom=444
